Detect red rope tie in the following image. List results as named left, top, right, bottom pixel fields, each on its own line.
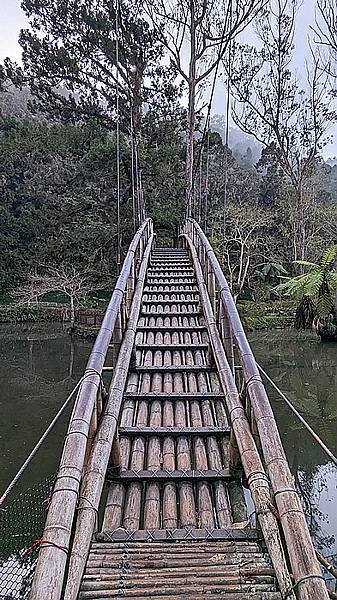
left=24, top=539, right=68, bottom=556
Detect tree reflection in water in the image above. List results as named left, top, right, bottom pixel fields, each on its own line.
left=250, top=330, right=337, bottom=583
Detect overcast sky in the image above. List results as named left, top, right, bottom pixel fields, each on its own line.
left=1, top=0, right=336, bottom=157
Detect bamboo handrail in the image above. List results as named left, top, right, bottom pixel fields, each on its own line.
left=180, top=219, right=329, bottom=600
left=181, top=232, right=294, bottom=599
left=29, top=218, right=153, bottom=600
left=64, top=232, right=154, bottom=600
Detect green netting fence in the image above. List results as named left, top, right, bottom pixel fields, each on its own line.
left=0, top=475, right=55, bottom=600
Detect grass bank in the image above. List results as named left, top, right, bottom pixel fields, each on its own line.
left=0, top=299, right=296, bottom=336
left=238, top=300, right=296, bottom=331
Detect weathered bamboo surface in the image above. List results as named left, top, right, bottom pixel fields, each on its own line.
left=80, top=540, right=281, bottom=599
left=78, top=248, right=284, bottom=599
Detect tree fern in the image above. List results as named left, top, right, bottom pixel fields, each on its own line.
left=275, top=244, right=337, bottom=336
left=320, top=245, right=337, bottom=268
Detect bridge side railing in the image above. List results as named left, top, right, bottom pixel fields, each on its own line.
left=30, top=218, right=153, bottom=600
left=181, top=218, right=328, bottom=600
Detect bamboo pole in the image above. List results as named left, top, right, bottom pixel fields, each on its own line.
left=63, top=233, right=153, bottom=600
left=181, top=221, right=329, bottom=600
left=29, top=219, right=152, bottom=600
left=181, top=232, right=294, bottom=600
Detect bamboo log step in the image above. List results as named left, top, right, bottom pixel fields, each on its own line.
left=82, top=568, right=274, bottom=582
left=152, top=251, right=188, bottom=254
left=150, top=262, right=191, bottom=267
left=142, top=299, right=199, bottom=305
left=123, top=392, right=225, bottom=401
left=82, top=580, right=275, bottom=596
left=79, top=537, right=280, bottom=598
left=142, top=296, right=199, bottom=302
left=147, top=276, right=196, bottom=281
left=141, top=310, right=202, bottom=317
left=119, top=426, right=230, bottom=437
left=132, top=365, right=216, bottom=373
left=144, top=287, right=199, bottom=293
left=136, top=325, right=207, bottom=332
left=135, top=343, right=208, bottom=350
left=91, top=540, right=263, bottom=550
left=148, top=272, right=195, bottom=278
left=107, top=468, right=231, bottom=482
left=147, top=267, right=194, bottom=276
left=80, top=593, right=281, bottom=600
left=96, top=528, right=258, bottom=542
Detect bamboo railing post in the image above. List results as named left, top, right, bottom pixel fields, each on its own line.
left=207, top=258, right=216, bottom=314
left=182, top=220, right=329, bottom=600
left=84, top=398, right=98, bottom=468
left=109, top=430, right=121, bottom=473
left=112, top=308, right=122, bottom=367
left=126, top=262, right=135, bottom=314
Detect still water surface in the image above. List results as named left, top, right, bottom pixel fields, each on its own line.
left=0, top=324, right=336, bottom=561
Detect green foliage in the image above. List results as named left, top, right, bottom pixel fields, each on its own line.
left=13, top=0, right=170, bottom=132
left=254, top=262, right=288, bottom=284
left=276, top=245, right=337, bottom=335
left=0, top=116, right=132, bottom=291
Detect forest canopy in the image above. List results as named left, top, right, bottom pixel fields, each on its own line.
left=1, top=0, right=337, bottom=305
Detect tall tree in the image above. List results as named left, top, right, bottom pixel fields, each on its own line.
left=9, top=0, right=164, bottom=138
left=145, top=0, right=265, bottom=217
left=228, top=0, right=336, bottom=266
left=315, top=0, right=337, bottom=80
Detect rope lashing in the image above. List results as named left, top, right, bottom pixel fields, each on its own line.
left=284, top=574, right=326, bottom=599
left=24, top=539, right=68, bottom=556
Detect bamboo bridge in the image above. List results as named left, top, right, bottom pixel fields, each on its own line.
left=28, top=219, right=330, bottom=600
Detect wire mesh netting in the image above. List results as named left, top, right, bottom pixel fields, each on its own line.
left=0, top=475, right=55, bottom=599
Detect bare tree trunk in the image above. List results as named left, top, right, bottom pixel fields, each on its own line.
left=70, top=295, right=75, bottom=329
left=297, top=184, right=306, bottom=273
left=186, top=2, right=196, bottom=218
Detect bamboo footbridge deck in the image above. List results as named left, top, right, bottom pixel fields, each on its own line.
left=29, top=219, right=330, bottom=600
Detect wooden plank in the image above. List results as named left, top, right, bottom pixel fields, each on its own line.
left=144, top=287, right=199, bottom=293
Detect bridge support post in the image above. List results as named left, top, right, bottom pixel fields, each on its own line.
left=112, top=308, right=123, bottom=367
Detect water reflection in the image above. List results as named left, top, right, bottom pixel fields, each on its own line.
left=0, top=323, right=91, bottom=497
left=0, top=326, right=336, bottom=593
left=250, top=330, right=337, bottom=566
left=0, top=324, right=91, bottom=598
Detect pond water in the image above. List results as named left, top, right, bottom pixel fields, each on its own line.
left=0, top=323, right=91, bottom=498
left=0, top=325, right=336, bottom=592
left=250, top=330, right=337, bottom=563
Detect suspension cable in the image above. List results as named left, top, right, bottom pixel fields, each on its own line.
left=0, top=371, right=103, bottom=506
left=116, top=0, right=121, bottom=269
left=222, top=3, right=233, bottom=260
left=192, top=7, right=233, bottom=223
left=130, top=111, right=137, bottom=233
left=258, top=363, right=337, bottom=467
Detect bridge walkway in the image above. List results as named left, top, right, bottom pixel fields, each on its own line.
left=79, top=248, right=280, bottom=599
